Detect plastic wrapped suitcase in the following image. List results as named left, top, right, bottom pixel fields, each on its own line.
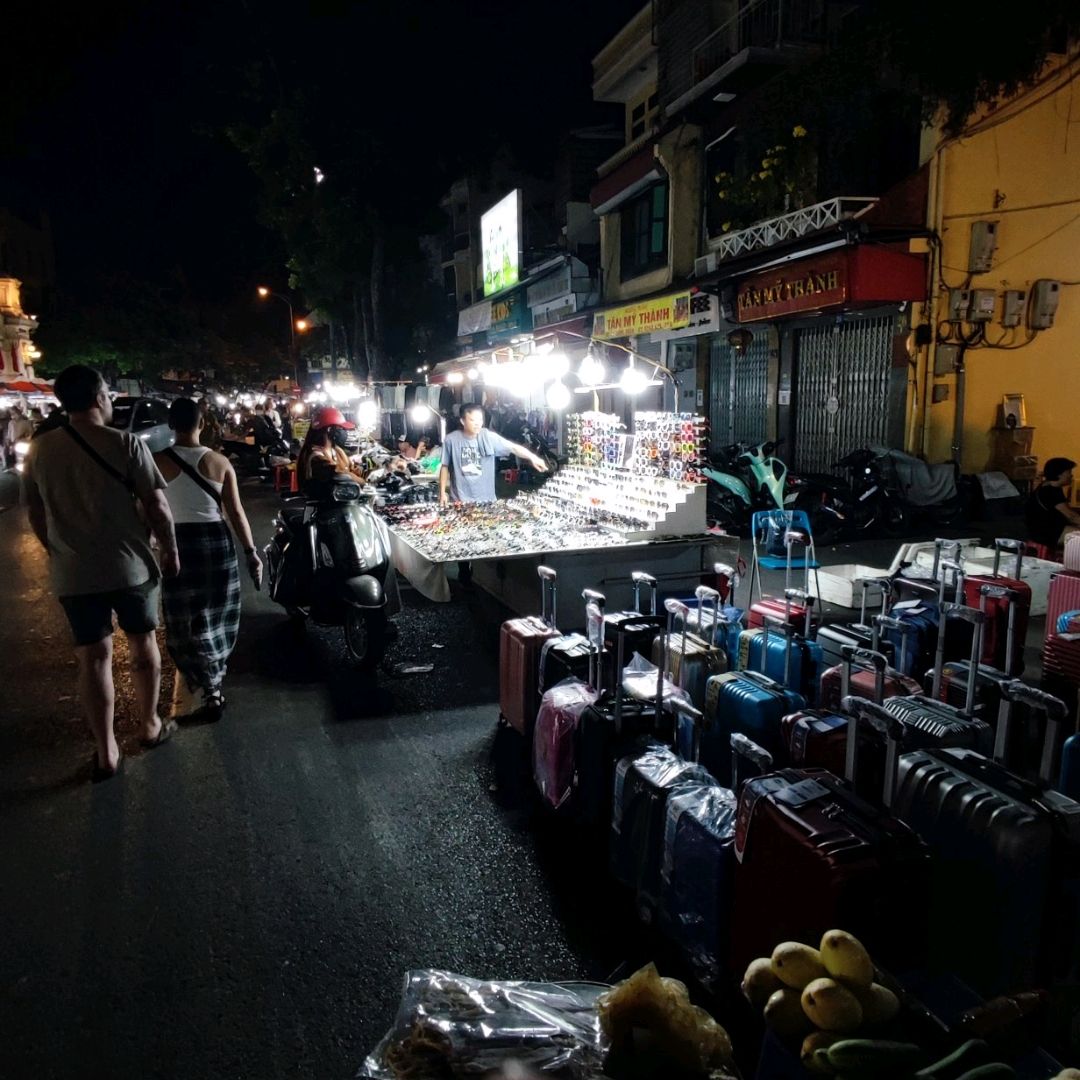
left=650, top=594, right=727, bottom=711
left=818, top=623, right=921, bottom=710
left=533, top=596, right=606, bottom=812
left=815, top=576, right=895, bottom=670
left=603, top=571, right=665, bottom=675
left=961, top=539, right=1031, bottom=675
left=695, top=616, right=805, bottom=784
left=658, top=732, right=771, bottom=982
left=891, top=681, right=1080, bottom=997
left=498, top=564, right=561, bottom=736
left=610, top=699, right=714, bottom=918
left=729, top=700, right=931, bottom=976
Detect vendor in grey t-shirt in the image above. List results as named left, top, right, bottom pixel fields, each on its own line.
left=439, top=403, right=548, bottom=507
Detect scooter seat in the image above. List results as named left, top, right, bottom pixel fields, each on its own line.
left=282, top=506, right=307, bottom=531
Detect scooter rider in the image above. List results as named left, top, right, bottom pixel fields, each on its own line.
left=297, top=407, right=365, bottom=491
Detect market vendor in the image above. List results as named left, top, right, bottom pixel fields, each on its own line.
left=297, top=406, right=366, bottom=491
left=1026, top=456, right=1080, bottom=549
left=439, top=403, right=547, bottom=508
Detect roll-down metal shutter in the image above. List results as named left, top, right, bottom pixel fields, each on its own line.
left=793, top=315, right=895, bottom=475
left=709, top=334, right=769, bottom=450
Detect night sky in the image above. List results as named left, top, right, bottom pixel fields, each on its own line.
left=1, top=0, right=643, bottom=309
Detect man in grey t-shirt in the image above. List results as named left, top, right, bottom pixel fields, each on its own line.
left=439, top=403, right=548, bottom=506
left=23, top=365, right=181, bottom=780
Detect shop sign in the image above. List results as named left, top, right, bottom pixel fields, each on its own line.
left=457, top=298, right=492, bottom=338
left=650, top=293, right=719, bottom=342
left=532, top=293, right=577, bottom=329
left=527, top=263, right=572, bottom=308
left=481, top=189, right=522, bottom=297
left=593, top=291, right=691, bottom=340
left=487, top=289, right=530, bottom=343
left=737, top=260, right=846, bottom=322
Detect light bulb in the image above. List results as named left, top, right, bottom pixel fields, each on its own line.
left=410, top=404, right=433, bottom=424
left=620, top=364, right=650, bottom=396
left=357, top=400, right=378, bottom=429
left=548, top=351, right=570, bottom=378
left=578, top=352, right=605, bottom=386
left=546, top=380, right=571, bottom=410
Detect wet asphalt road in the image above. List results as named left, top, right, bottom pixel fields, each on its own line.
left=0, top=478, right=658, bottom=1080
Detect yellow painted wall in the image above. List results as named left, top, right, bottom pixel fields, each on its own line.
left=600, top=124, right=703, bottom=302
left=919, top=51, right=1080, bottom=473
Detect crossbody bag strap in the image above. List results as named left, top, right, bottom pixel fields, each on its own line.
left=164, top=448, right=223, bottom=508
left=62, top=424, right=134, bottom=493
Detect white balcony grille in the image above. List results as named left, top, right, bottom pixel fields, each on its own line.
left=708, top=197, right=878, bottom=262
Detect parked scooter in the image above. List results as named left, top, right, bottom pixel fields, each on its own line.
left=702, top=439, right=800, bottom=534
left=265, top=471, right=395, bottom=669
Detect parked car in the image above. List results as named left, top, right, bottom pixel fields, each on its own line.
left=109, top=396, right=175, bottom=453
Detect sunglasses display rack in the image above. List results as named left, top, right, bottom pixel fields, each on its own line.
left=565, top=411, right=627, bottom=469
left=632, top=411, right=709, bottom=482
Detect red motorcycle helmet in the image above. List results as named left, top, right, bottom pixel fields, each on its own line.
left=311, top=406, right=355, bottom=430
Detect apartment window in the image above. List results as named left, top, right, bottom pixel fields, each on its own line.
left=621, top=181, right=668, bottom=280
left=628, top=88, right=660, bottom=141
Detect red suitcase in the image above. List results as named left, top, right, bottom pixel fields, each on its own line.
left=498, top=565, right=561, bottom=736
left=818, top=626, right=921, bottom=710
left=961, top=538, right=1031, bottom=675
left=1046, top=571, right=1080, bottom=644
left=748, top=586, right=814, bottom=632
left=730, top=700, right=930, bottom=975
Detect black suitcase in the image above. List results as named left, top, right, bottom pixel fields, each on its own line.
left=539, top=587, right=611, bottom=692
left=816, top=576, right=896, bottom=669
left=890, top=679, right=1080, bottom=997
left=603, top=571, right=665, bottom=674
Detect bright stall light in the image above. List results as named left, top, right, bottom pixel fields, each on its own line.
left=327, top=382, right=359, bottom=403
left=548, top=351, right=570, bottom=378
left=14, top=440, right=30, bottom=456
left=214, top=394, right=227, bottom=406
left=620, top=362, right=651, bottom=396
left=578, top=350, right=605, bottom=386
left=534, top=340, right=555, bottom=355
left=291, top=402, right=305, bottom=416
left=545, top=381, right=571, bottom=410
left=467, top=368, right=479, bottom=380
left=356, top=399, right=379, bottom=429
left=233, top=412, right=242, bottom=426
left=410, top=404, right=434, bottom=424
left=446, top=371, right=464, bottom=386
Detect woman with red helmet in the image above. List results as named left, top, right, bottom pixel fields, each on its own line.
left=297, top=406, right=366, bottom=491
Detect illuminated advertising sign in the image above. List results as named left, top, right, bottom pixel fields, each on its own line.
left=481, top=189, right=521, bottom=297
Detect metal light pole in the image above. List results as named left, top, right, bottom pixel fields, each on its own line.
left=257, top=287, right=300, bottom=386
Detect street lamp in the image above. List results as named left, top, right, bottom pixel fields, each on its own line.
left=257, top=286, right=299, bottom=385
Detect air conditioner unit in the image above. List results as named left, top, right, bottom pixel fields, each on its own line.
left=695, top=252, right=721, bottom=278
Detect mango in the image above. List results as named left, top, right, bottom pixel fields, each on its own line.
left=742, top=957, right=783, bottom=1009
left=820, top=929, right=874, bottom=989
left=801, top=1030, right=841, bottom=1074
left=764, top=987, right=815, bottom=1039
left=772, top=941, right=829, bottom=990
left=801, top=977, right=864, bottom=1032
left=854, top=982, right=900, bottom=1027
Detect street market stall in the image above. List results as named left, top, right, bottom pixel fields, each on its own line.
left=380, top=410, right=731, bottom=609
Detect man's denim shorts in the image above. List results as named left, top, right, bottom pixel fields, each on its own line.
left=58, top=578, right=160, bottom=646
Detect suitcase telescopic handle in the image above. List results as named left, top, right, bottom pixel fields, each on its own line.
left=582, top=588, right=606, bottom=613
left=857, top=577, right=892, bottom=626
left=932, top=602, right=985, bottom=708
left=996, top=680, right=1069, bottom=785
left=840, top=645, right=887, bottom=705
left=695, top=584, right=722, bottom=635
left=537, top=565, right=557, bottom=628
left=584, top=600, right=605, bottom=694
left=785, top=586, right=814, bottom=636
left=762, top=613, right=794, bottom=684
left=663, top=598, right=691, bottom=693
left=872, top=613, right=914, bottom=671
left=730, top=732, right=774, bottom=791
left=671, top=698, right=704, bottom=762
left=938, top=557, right=965, bottom=604
left=993, top=537, right=1024, bottom=580
left=931, top=538, right=963, bottom=579
left=841, top=695, right=904, bottom=807
left=631, top=571, right=657, bottom=615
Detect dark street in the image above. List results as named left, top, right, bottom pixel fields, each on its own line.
left=0, top=483, right=646, bottom=1079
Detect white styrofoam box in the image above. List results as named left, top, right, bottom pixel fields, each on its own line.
left=814, top=564, right=893, bottom=609
left=908, top=544, right=1062, bottom=617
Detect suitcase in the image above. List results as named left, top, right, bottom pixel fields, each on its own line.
left=695, top=616, right=805, bottom=784
left=650, top=594, right=727, bottom=711
left=819, top=630, right=921, bottom=711
left=571, top=601, right=670, bottom=827
left=1066, top=533, right=1080, bottom=572
left=498, top=564, right=561, bottom=736
left=730, top=700, right=931, bottom=976
left=892, top=537, right=963, bottom=601
left=780, top=708, right=849, bottom=777
left=749, top=586, right=815, bottom=632
left=815, top=575, right=895, bottom=670
left=891, top=680, right=1080, bottom=997
left=533, top=596, right=606, bottom=812
left=603, top=571, right=665, bottom=674
left=539, top=586, right=609, bottom=692
left=611, top=699, right=714, bottom=919
left=658, top=732, right=771, bottom=981
left=684, top=594, right=746, bottom=671
left=1046, top=571, right=1080, bottom=643
left=961, top=538, right=1031, bottom=675
left=739, top=623, right=824, bottom=705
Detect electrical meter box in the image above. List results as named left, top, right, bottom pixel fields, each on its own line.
left=969, top=221, right=998, bottom=273
left=947, top=288, right=970, bottom=322
left=1030, top=279, right=1060, bottom=329
left=968, top=289, right=996, bottom=321
left=1002, top=290, right=1026, bottom=328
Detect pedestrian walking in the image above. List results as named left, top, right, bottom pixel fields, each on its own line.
left=22, top=365, right=180, bottom=781
left=154, top=398, right=263, bottom=722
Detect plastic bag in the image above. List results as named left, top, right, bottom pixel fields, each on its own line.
left=533, top=677, right=599, bottom=811
left=620, top=652, right=690, bottom=709
left=360, top=969, right=610, bottom=1079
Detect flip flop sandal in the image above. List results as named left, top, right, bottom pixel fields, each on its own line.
left=140, top=719, right=178, bottom=749
left=91, top=753, right=124, bottom=783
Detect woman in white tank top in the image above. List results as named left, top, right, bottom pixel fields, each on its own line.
left=154, top=399, right=262, bottom=722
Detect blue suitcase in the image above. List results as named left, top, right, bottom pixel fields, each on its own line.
left=890, top=680, right=1080, bottom=997
left=693, top=618, right=804, bottom=785
left=738, top=622, right=824, bottom=704
left=658, top=731, right=771, bottom=982
left=611, top=700, right=714, bottom=919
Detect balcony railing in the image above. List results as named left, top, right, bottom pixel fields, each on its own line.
left=692, top=0, right=826, bottom=85
left=708, top=196, right=878, bottom=261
